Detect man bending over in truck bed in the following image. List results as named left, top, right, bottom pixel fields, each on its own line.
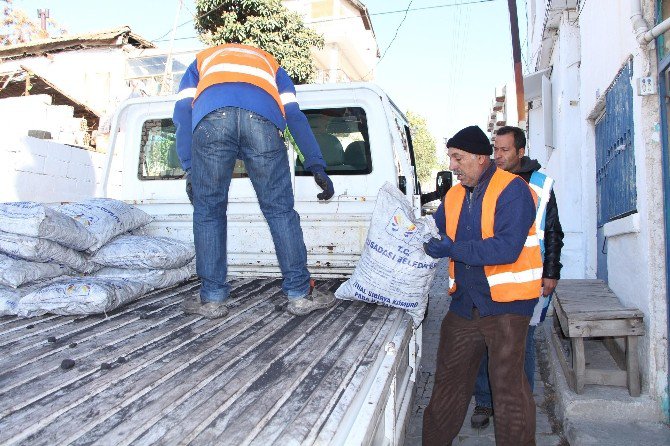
left=173, top=42, right=336, bottom=319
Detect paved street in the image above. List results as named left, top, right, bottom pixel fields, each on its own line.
left=404, top=259, right=567, bottom=445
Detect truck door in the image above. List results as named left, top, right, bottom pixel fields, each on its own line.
left=289, top=106, right=376, bottom=276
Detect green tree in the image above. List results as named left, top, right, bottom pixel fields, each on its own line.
left=407, top=110, right=441, bottom=184
left=194, top=0, right=324, bottom=84
left=1, top=0, right=66, bottom=45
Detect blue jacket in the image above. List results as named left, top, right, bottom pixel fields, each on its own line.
left=173, top=61, right=326, bottom=172
left=433, top=161, right=539, bottom=319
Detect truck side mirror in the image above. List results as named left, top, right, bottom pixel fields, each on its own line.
left=435, top=171, right=452, bottom=198
left=419, top=171, right=452, bottom=206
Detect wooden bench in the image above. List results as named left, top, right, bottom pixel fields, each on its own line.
left=551, top=279, right=644, bottom=396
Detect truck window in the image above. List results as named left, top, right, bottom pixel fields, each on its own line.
left=295, top=107, right=371, bottom=175
left=138, top=118, right=248, bottom=180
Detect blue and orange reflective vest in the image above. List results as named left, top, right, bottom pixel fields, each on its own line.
left=444, top=168, right=544, bottom=302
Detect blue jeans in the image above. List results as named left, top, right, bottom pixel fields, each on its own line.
left=473, top=324, right=536, bottom=409
left=191, top=107, right=311, bottom=303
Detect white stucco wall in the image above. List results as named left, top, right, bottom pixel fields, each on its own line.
left=528, top=0, right=669, bottom=415
left=543, top=13, right=587, bottom=280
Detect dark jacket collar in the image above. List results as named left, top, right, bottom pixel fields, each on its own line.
left=465, top=160, right=496, bottom=197
left=511, top=156, right=542, bottom=182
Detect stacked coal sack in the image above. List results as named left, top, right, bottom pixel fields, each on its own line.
left=90, top=235, right=195, bottom=296
left=0, top=201, right=97, bottom=316
left=15, top=198, right=156, bottom=317
left=0, top=198, right=195, bottom=318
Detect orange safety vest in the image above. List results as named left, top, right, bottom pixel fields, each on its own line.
left=444, top=168, right=543, bottom=302
left=194, top=44, right=285, bottom=116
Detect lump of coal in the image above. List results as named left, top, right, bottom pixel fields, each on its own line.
left=60, top=359, right=75, bottom=370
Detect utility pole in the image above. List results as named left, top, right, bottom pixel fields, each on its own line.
left=37, top=9, right=49, bottom=31
left=507, top=0, right=525, bottom=124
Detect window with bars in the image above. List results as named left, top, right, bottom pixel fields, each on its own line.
left=595, top=59, right=637, bottom=227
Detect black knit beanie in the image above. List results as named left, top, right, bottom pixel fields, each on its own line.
left=446, top=125, right=492, bottom=155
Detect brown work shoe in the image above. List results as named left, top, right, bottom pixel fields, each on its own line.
left=470, top=405, right=493, bottom=429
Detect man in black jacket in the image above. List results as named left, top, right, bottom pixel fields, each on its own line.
left=470, top=125, right=564, bottom=429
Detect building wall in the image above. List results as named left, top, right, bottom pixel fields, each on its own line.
left=579, top=0, right=667, bottom=407
left=283, top=0, right=378, bottom=82
left=0, top=47, right=134, bottom=116
left=545, top=12, right=587, bottom=281
left=527, top=0, right=668, bottom=415
left=0, top=95, right=112, bottom=203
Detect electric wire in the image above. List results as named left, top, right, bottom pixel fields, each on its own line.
left=151, top=0, right=502, bottom=44
left=570, top=0, right=588, bottom=25
left=361, top=0, right=414, bottom=80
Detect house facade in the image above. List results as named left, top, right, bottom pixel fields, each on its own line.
left=524, top=0, right=669, bottom=419
left=485, top=82, right=522, bottom=140
left=0, top=27, right=164, bottom=148
left=283, top=0, right=379, bottom=82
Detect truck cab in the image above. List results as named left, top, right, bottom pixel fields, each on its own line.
left=104, top=83, right=436, bottom=278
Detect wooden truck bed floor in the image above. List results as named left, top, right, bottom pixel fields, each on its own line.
left=0, top=278, right=408, bottom=445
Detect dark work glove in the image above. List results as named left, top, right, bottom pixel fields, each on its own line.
left=423, top=233, right=453, bottom=259
left=184, top=170, right=193, bottom=205
left=310, top=166, right=334, bottom=201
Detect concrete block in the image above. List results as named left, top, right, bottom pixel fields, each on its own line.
left=0, top=175, right=19, bottom=201
left=74, top=179, right=97, bottom=199
left=564, top=419, right=670, bottom=446
left=11, top=150, right=46, bottom=174
left=0, top=94, right=52, bottom=107
left=45, top=141, right=74, bottom=163
left=20, top=136, right=52, bottom=158
left=69, top=146, right=94, bottom=165
left=66, top=160, right=95, bottom=181
left=27, top=130, right=52, bottom=139
left=13, top=171, right=52, bottom=202
left=42, top=157, right=70, bottom=178
left=48, top=176, right=79, bottom=202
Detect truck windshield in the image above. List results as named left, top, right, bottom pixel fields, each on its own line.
left=137, top=118, right=248, bottom=180
left=296, top=107, right=371, bottom=175
left=138, top=106, right=371, bottom=180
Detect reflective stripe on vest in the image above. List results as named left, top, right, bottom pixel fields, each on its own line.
left=194, top=44, right=285, bottom=116
left=528, top=171, right=554, bottom=258
left=444, top=168, right=543, bottom=302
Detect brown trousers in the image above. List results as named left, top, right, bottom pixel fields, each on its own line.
left=422, top=310, right=536, bottom=446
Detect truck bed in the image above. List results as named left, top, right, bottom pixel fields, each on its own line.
left=0, top=278, right=413, bottom=445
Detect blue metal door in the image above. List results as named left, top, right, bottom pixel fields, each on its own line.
left=595, top=59, right=637, bottom=280
left=659, top=49, right=670, bottom=423
left=656, top=0, right=670, bottom=420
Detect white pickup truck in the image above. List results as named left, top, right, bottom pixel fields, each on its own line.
left=0, top=83, right=449, bottom=445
